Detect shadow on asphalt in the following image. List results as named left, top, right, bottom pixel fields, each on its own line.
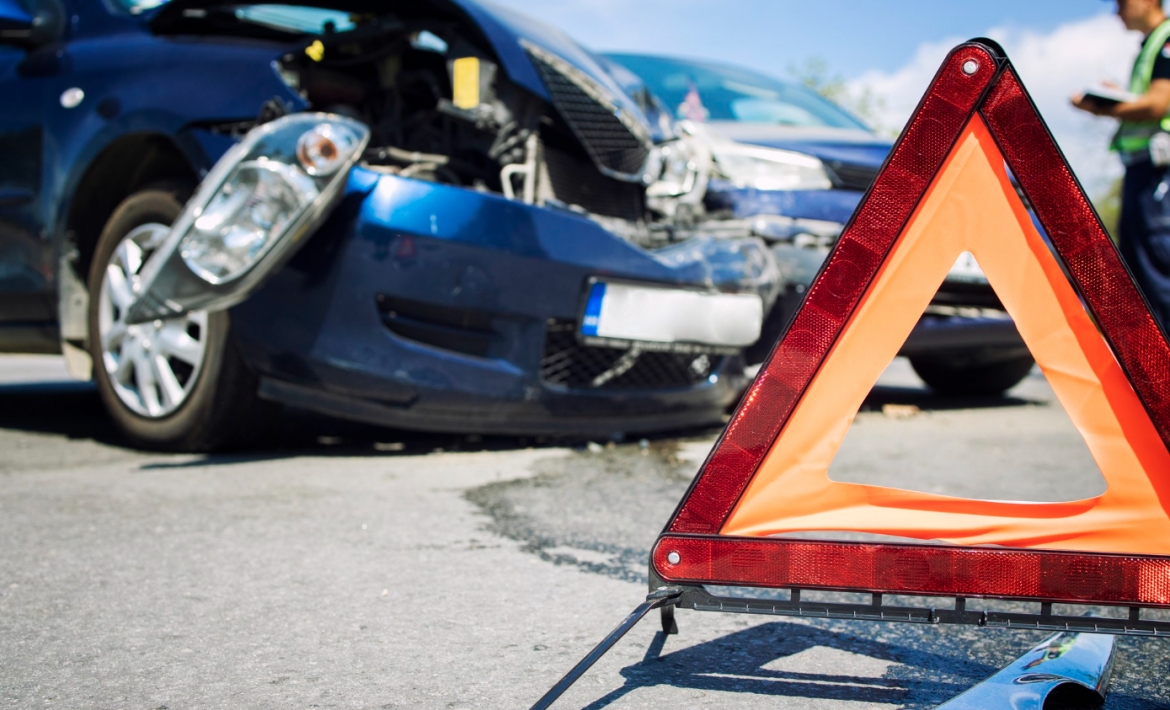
left=0, top=378, right=1037, bottom=465
left=0, top=381, right=124, bottom=445
left=861, top=384, right=1040, bottom=413
left=0, top=381, right=716, bottom=464
left=575, top=621, right=993, bottom=709
left=580, top=620, right=1169, bottom=710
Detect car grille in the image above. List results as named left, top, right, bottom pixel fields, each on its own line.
left=826, top=160, right=881, bottom=192
left=543, top=145, right=645, bottom=221
left=523, top=41, right=652, bottom=180
left=541, top=319, right=719, bottom=390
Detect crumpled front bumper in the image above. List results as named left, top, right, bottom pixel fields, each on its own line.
left=229, top=168, right=777, bottom=436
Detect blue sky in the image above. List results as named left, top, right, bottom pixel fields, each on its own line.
left=489, top=0, right=1113, bottom=78
left=489, top=0, right=1134, bottom=194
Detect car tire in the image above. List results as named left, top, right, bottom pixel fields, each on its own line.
left=909, top=353, right=1036, bottom=397
left=86, top=184, right=273, bottom=451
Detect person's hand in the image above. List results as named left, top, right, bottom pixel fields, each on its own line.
left=1071, top=92, right=1113, bottom=116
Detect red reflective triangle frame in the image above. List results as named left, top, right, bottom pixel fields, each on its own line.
left=652, top=41, right=1170, bottom=607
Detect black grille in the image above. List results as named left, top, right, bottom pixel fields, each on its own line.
left=826, top=160, right=880, bottom=192
left=931, top=280, right=1004, bottom=309
left=541, top=320, right=718, bottom=390
left=376, top=295, right=496, bottom=357
left=543, top=145, right=645, bottom=221
left=525, top=45, right=651, bottom=179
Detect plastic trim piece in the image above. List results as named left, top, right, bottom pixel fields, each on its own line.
left=935, top=629, right=1114, bottom=709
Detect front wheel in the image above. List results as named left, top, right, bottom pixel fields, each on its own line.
left=87, top=186, right=272, bottom=451
left=909, top=352, right=1036, bottom=397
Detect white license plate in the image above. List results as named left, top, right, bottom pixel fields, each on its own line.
left=580, top=281, right=763, bottom=348
left=946, top=251, right=988, bottom=283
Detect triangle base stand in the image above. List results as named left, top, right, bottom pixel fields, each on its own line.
left=649, top=571, right=1170, bottom=636
left=528, top=587, right=681, bottom=710
left=529, top=570, right=1167, bottom=710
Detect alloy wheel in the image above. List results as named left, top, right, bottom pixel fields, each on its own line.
left=97, top=223, right=210, bottom=418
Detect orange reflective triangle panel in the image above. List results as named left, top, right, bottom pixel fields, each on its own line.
left=653, top=42, right=1170, bottom=606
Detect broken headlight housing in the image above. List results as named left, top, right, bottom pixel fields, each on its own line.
left=646, top=139, right=700, bottom=198
left=126, top=114, right=369, bottom=323
left=180, top=158, right=319, bottom=283
left=712, top=143, right=832, bottom=191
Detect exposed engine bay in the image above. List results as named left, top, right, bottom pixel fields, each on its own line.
left=283, top=22, right=714, bottom=246
left=160, top=2, right=715, bottom=249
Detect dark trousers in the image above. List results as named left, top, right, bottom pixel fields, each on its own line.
left=1119, top=159, right=1170, bottom=332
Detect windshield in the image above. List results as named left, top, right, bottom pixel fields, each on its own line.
left=113, top=0, right=170, bottom=14
left=230, top=5, right=353, bottom=33
left=604, top=54, right=868, bottom=131
left=113, top=0, right=353, bottom=32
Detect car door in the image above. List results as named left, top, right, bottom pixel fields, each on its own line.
left=0, top=0, right=64, bottom=345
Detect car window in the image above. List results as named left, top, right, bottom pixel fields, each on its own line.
left=605, top=54, right=868, bottom=131
left=111, top=0, right=353, bottom=32
left=730, top=98, right=823, bottom=126
left=111, top=0, right=170, bottom=14
left=231, top=5, right=354, bottom=34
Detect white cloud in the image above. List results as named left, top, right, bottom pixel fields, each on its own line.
left=850, top=14, right=1138, bottom=196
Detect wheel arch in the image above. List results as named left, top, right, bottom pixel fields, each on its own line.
left=63, top=132, right=201, bottom=283
left=56, top=131, right=203, bottom=377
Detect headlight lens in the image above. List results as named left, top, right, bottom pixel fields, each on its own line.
left=177, top=115, right=367, bottom=285
left=181, top=160, right=318, bottom=282
left=713, top=144, right=832, bottom=191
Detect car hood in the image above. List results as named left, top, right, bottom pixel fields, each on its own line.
left=149, top=0, right=653, bottom=131
left=707, top=121, right=892, bottom=169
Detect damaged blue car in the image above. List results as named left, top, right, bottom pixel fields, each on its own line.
left=1, top=0, right=784, bottom=449
left=605, top=53, right=1033, bottom=395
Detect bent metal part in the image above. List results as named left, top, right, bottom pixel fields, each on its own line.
left=531, top=37, right=1170, bottom=709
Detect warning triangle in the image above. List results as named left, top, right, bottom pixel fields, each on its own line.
left=653, top=41, right=1170, bottom=606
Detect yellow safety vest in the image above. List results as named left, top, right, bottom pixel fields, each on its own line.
left=1114, top=19, right=1170, bottom=154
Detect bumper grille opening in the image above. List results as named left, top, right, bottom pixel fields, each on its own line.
left=541, top=319, right=719, bottom=390
left=376, top=295, right=496, bottom=357
left=826, top=161, right=881, bottom=192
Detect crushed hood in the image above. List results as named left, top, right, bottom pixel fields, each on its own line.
left=148, top=0, right=653, bottom=132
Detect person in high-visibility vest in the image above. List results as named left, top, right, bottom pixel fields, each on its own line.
left=1073, top=0, right=1170, bottom=330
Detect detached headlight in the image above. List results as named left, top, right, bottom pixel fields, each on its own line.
left=181, top=160, right=318, bottom=283
left=713, top=144, right=832, bottom=191
left=179, top=116, right=366, bottom=284
left=126, top=113, right=369, bottom=322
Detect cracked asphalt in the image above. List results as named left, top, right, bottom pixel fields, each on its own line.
left=0, top=354, right=1167, bottom=708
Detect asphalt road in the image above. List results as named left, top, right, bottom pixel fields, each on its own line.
left=0, top=354, right=1167, bottom=709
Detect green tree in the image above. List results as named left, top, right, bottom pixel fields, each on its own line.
left=787, top=57, right=890, bottom=134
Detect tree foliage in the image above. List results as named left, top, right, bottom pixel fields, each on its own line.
left=787, top=57, right=890, bottom=134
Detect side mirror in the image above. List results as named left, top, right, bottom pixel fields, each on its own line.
left=0, top=0, right=65, bottom=48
